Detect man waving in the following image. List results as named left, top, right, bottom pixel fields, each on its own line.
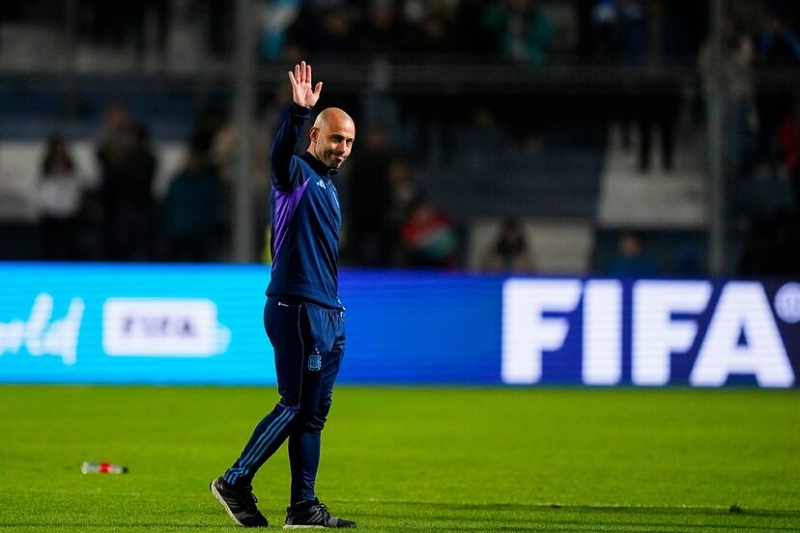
left=210, top=60, right=356, bottom=529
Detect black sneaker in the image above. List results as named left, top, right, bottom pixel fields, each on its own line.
left=284, top=498, right=356, bottom=529
left=210, top=477, right=269, bottom=528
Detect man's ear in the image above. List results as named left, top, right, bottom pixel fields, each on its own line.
left=309, top=126, right=319, bottom=143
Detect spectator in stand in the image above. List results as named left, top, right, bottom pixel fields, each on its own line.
left=117, top=124, right=158, bottom=261
left=358, top=1, right=409, bottom=57
left=96, top=102, right=133, bottom=164
left=605, top=229, right=659, bottom=277
left=285, top=1, right=359, bottom=56
left=593, top=0, right=648, bottom=161
left=777, top=99, right=800, bottom=212
left=757, top=10, right=800, bottom=175
left=386, top=156, right=421, bottom=264
left=160, top=144, right=224, bottom=262
left=698, top=14, right=758, bottom=181
left=625, top=0, right=677, bottom=176
left=478, top=0, right=553, bottom=147
left=191, top=101, right=227, bottom=161
left=591, top=0, right=647, bottom=64
left=258, top=0, right=302, bottom=62
left=481, top=216, right=537, bottom=274
left=283, top=3, right=325, bottom=56
left=397, top=1, right=460, bottom=162
left=403, top=0, right=458, bottom=55
left=759, top=11, right=800, bottom=65
left=96, top=102, right=133, bottom=260
left=399, top=194, right=459, bottom=269
left=37, top=134, right=86, bottom=261
left=346, top=125, right=394, bottom=266
left=209, top=91, right=279, bottom=261
left=322, top=7, right=360, bottom=55
left=633, top=81, right=680, bottom=173
left=190, top=100, right=233, bottom=258
left=97, top=116, right=158, bottom=262
left=481, top=0, right=554, bottom=67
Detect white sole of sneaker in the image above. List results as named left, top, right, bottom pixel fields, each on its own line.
left=210, top=479, right=248, bottom=527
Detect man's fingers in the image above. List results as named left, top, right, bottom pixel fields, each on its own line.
left=289, top=62, right=319, bottom=100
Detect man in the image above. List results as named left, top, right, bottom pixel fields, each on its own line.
left=210, top=61, right=356, bottom=529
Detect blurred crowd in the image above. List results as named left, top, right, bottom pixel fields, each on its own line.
left=34, top=96, right=469, bottom=269
left=36, top=102, right=230, bottom=263
left=0, top=0, right=712, bottom=65
left=4, top=0, right=800, bottom=274
left=2, top=0, right=798, bottom=70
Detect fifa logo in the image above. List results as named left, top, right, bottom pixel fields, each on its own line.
left=502, top=279, right=797, bottom=388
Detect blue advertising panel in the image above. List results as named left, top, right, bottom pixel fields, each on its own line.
left=0, top=263, right=797, bottom=387
left=500, top=278, right=799, bottom=387
left=338, top=270, right=504, bottom=384
left=0, top=263, right=272, bottom=385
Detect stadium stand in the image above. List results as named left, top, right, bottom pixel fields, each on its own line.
left=1, top=0, right=798, bottom=275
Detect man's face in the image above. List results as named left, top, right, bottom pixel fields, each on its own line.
left=311, top=116, right=356, bottom=169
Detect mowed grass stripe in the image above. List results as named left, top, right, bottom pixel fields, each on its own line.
left=0, top=385, right=798, bottom=531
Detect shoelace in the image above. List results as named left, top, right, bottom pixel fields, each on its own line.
left=240, top=491, right=259, bottom=513
left=315, top=502, right=334, bottom=522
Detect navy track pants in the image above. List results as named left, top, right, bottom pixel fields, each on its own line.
left=223, top=297, right=345, bottom=503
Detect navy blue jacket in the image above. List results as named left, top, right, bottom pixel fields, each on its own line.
left=266, top=103, right=343, bottom=309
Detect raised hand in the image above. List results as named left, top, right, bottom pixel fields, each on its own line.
left=288, top=61, right=323, bottom=109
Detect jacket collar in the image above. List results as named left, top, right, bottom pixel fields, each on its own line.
left=301, top=152, right=337, bottom=177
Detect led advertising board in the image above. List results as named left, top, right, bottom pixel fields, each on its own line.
left=0, top=263, right=797, bottom=387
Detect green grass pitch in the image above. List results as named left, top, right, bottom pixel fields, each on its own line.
left=1, top=385, right=799, bottom=531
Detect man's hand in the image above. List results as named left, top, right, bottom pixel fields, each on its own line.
left=288, top=61, right=322, bottom=109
